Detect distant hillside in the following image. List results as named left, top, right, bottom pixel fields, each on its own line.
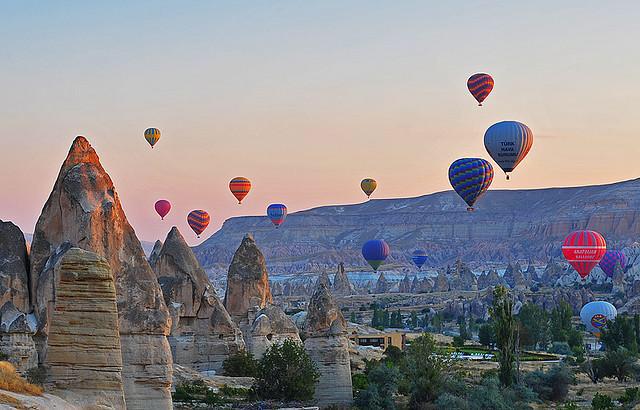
left=193, top=179, right=640, bottom=274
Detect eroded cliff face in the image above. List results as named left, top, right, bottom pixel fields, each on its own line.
left=304, top=283, right=352, bottom=407
left=29, top=136, right=173, bottom=408
left=151, top=227, right=244, bottom=372
left=195, top=179, right=640, bottom=272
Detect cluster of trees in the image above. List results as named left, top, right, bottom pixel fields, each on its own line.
left=370, top=304, right=421, bottom=329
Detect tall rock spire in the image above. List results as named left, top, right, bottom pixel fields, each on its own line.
left=29, top=136, right=173, bottom=408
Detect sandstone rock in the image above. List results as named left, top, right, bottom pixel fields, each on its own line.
left=0, top=221, right=30, bottom=314
left=504, top=262, right=529, bottom=290
left=316, top=270, right=331, bottom=289
left=304, top=283, right=352, bottom=407
left=224, top=234, right=272, bottom=321
left=148, top=240, right=163, bottom=267
left=29, top=136, right=172, bottom=408
left=332, top=262, right=353, bottom=296
left=399, top=274, right=412, bottom=293
left=433, top=270, right=449, bottom=292
left=249, top=304, right=301, bottom=359
left=44, top=248, right=126, bottom=408
left=151, top=227, right=244, bottom=372
left=375, top=272, right=388, bottom=294
left=0, top=302, right=37, bottom=373
left=612, top=261, right=625, bottom=295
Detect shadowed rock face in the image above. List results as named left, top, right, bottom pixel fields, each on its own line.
left=0, top=221, right=30, bottom=313
left=29, top=136, right=172, bottom=408
left=151, top=227, right=244, bottom=372
left=45, top=248, right=125, bottom=408
left=304, top=283, right=352, bottom=407
left=224, top=234, right=272, bottom=320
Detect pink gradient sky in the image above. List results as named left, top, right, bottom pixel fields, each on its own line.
left=1, top=2, right=639, bottom=245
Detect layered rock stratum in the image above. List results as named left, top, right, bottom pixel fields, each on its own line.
left=29, top=136, right=173, bottom=408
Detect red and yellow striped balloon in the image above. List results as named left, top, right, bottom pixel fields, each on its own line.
left=187, top=210, right=210, bottom=238
left=467, top=73, right=494, bottom=106
left=229, top=177, right=251, bottom=204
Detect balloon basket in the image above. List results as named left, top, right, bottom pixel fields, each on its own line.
left=467, top=207, right=475, bottom=212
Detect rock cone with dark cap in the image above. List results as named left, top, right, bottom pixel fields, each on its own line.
left=151, top=227, right=244, bottom=372
left=332, top=262, right=353, bottom=296
left=224, top=234, right=272, bottom=320
left=304, top=283, right=352, bottom=407
left=29, top=136, right=173, bottom=408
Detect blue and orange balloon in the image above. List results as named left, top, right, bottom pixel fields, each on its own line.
left=467, top=73, right=494, bottom=106
left=484, top=121, right=533, bottom=180
left=411, top=249, right=428, bottom=269
left=448, top=158, right=493, bottom=211
left=187, top=210, right=210, bottom=238
left=144, top=128, right=161, bottom=148
left=362, top=239, right=390, bottom=271
left=599, top=250, right=626, bottom=278
left=267, top=204, right=287, bottom=228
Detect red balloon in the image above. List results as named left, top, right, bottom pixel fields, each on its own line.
left=562, top=230, right=607, bottom=279
left=154, top=200, right=171, bottom=220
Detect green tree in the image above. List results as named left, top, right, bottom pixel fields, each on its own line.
left=600, top=347, right=637, bottom=381
left=490, top=286, right=516, bottom=387
left=410, top=311, right=419, bottom=329
left=550, top=301, right=573, bottom=343
left=355, top=363, right=399, bottom=410
left=403, top=333, right=453, bottom=406
left=222, top=350, right=258, bottom=377
left=254, top=340, right=319, bottom=401
left=350, top=311, right=357, bottom=323
left=478, top=323, right=495, bottom=348
left=600, top=315, right=639, bottom=354
left=431, top=312, right=444, bottom=332
left=517, top=303, right=549, bottom=350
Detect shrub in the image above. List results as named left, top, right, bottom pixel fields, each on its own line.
left=219, top=384, right=251, bottom=398
left=383, top=345, right=403, bottom=364
left=601, top=347, right=637, bottom=381
left=618, top=387, right=640, bottom=406
left=254, top=339, right=319, bottom=401
left=172, top=379, right=221, bottom=405
left=352, top=372, right=368, bottom=392
left=549, top=342, right=573, bottom=356
left=435, top=392, right=469, bottom=409
left=0, top=362, right=43, bottom=396
left=222, top=350, right=259, bottom=377
left=354, top=384, right=385, bottom=410
left=524, top=364, right=574, bottom=402
left=403, top=333, right=453, bottom=406
left=591, top=392, right=615, bottom=410
left=23, top=365, right=46, bottom=388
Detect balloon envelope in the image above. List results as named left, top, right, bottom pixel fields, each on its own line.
left=229, top=177, right=251, bottom=204
left=144, top=128, right=161, bottom=148
left=154, top=200, right=171, bottom=220
left=484, top=121, right=533, bottom=179
left=467, top=73, right=494, bottom=105
left=187, top=210, right=210, bottom=237
left=361, top=178, right=377, bottom=198
left=599, top=250, right=626, bottom=278
left=580, top=301, right=617, bottom=336
left=562, top=230, right=607, bottom=279
left=362, top=239, right=390, bottom=271
left=411, top=249, right=428, bottom=269
left=267, top=204, right=287, bottom=228
left=448, top=158, right=493, bottom=210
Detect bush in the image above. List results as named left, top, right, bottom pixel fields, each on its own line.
left=549, top=342, right=573, bottom=356
left=403, top=333, right=453, bottom=406
left=222, top=350, right=259, bottom=377
left=24, top=365, right=46, bottom=388
left=383, top=345, right=403, bottom=364
left=354, top=384, right=385, bottom=410
left=524, top=364, right=574, bottom=402
left=219, top=384, right=251, bottom=398
left=254, top=339, right=319, bottom=401
left=591, top=392, right=615, bottom=410
left=601, top=347, right=637, bottom=381
left=618, top=387, right=640, bottom=406
left=172, top=379, right=221, bottom=405
left=435, top=392, right=469, bottom=409
left=0, top=362, right=43, bottom=396
left=467, top=377, right=535, bottom=410
left=352, top=373, right=368, bottom=392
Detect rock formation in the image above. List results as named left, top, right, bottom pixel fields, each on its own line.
left=151, top=227, right=244, bottom=372
left=29, top=137, right=173, bottom=408
left=433, top=270, right=449, bottom=292
left=316, top=270, right=331, bottom=288
left=399, top=274, right=412, bottom=293
left=44, top=248, right=125, bottom=408
left=304, top=283, right=352, bottom=407
left=332, top=262, right=353, bottom=296
left=0, top=221, right=37, bottom=372
left=612, top=261, right=625, bottom=295
left=148, top=240, right=163, bottom=267
left=224, top=235, right=299, bottom=358
left=224, top=234, right=272, bottom=321
left=477, top=269, right=501, bottom=290
left=375, top=272, right=388, bottom=294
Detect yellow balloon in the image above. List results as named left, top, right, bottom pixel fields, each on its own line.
left=361, top=178, right=377, bottom=198
left=144, top=128, right=161, bottom=148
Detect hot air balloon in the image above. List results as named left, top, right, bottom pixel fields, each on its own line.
left=144, top=128, right=161, bottom=148
left=229, top=177, right=251, bottom=204
left=361, top=178, right=377, bottom=199
left=187, top=210, right=210, bottom=238
left=467, top=73, right=494, bottom=106
left=448, top=158, right=493, bottom=211
left=562, top=230, right=607, bottom=279
left=267, top=204, right=287, bottom=228
left=580, top=301, right=617, bottom=337
left=154, top=199, right=171, bottom=220
left=484, top=121, right=533, bottom=180
left=362, top=239, right=390, bottom=272
left=599, top=250, right=626, bottom=278
left=411, top=249, right=428, bottom=270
